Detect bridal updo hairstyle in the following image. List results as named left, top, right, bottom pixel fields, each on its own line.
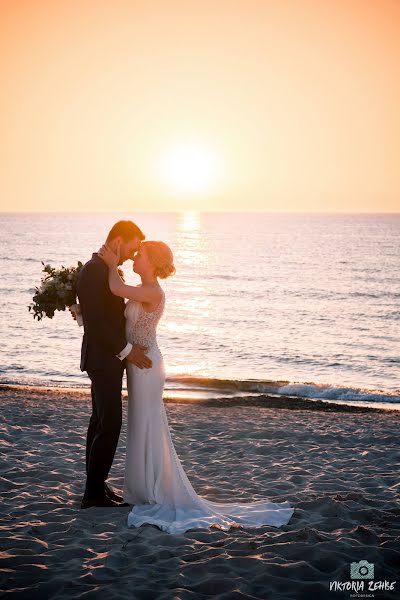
left=143, top=241, right=176, bottom=279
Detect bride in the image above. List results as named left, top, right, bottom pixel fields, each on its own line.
left=98, top=240, right=295, bottom=534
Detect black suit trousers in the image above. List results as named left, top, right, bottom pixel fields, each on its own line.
left=85, top=360, right=125, bottom=497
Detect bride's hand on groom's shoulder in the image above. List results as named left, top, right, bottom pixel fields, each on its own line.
left=98, top=243, right=119, bottom=268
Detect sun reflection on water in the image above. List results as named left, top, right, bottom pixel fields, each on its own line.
left=172, top=211, right=212, bottom=320
left=179, top=210, right=202, bottom=233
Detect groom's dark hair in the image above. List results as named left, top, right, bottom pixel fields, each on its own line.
left=106, top=220, right=145, bottom=243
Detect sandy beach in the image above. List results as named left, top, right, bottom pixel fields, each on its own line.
left=1, top=385, right=399, bottom=600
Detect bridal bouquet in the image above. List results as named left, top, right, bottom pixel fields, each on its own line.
left=28, top=261, right=84, bottom=325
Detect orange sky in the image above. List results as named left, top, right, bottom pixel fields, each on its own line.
left=0, top=0, right=399, bottom=212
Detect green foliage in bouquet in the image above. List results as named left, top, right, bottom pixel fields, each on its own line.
left=28, top=262, right=84, bottom=320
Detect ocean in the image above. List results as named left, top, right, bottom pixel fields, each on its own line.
left=1, top=212, right=399, bottom=409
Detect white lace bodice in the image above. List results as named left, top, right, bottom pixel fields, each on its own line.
left=124, top=289, right=165, bottom=349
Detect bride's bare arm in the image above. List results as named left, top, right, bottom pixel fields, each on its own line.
left=108, top=268, right=161, bottom=303
left=98, top=244, right=162, bottom=304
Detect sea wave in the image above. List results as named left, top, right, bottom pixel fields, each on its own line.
left=1, top=373, right=399, bottom=410
left=166, top=375, right=400, bottom=406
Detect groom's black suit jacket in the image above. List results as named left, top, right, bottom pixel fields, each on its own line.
left=77, top=253, right=127, bottom=371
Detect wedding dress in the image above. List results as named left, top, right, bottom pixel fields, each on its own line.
left=122, top=290, right=295, bottom=534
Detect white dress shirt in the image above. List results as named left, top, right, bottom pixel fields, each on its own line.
left=116, top=342, right=132, bottom=360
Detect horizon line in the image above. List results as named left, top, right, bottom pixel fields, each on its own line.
left=0, top=209, right=399, bottom=215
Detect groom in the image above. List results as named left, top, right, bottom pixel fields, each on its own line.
left=77, top=220, right=152, bottom=509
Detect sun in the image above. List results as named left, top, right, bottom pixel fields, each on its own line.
left=158, top=141, right=221, bottom=195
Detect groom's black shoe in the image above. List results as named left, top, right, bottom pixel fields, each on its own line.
left=81, top=495, right=129, bottom=510
left=104, top=482, right=125, bottom=503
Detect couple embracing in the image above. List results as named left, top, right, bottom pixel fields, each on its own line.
left=77, top=220, right=294, bottom=534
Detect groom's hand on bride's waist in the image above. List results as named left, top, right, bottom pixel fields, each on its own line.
left=126, top=344, right=152, bottom=369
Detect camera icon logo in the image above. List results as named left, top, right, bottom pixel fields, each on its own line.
left=350, top=560, right=374, bottom=580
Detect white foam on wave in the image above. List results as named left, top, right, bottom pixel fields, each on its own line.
left=277, top=383, right=400, bottom=404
